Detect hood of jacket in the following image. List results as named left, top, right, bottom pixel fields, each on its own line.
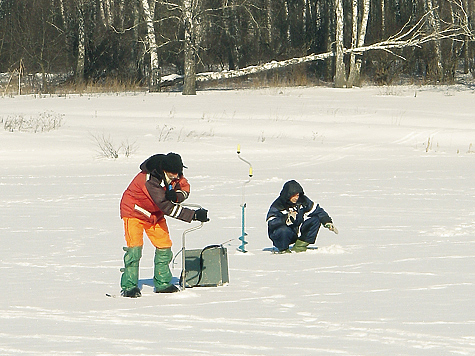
left=279, top=180, right=305, bottom=206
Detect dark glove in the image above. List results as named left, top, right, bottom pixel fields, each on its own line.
left=193, top=208, right=209, bottom=222
left=165, top=189, right=177, bottom=202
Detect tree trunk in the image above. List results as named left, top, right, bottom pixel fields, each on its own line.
left=463, top=35, right=469, bottom=74
left=133, top=1, right=143, bottom=79
left=288, top=0, right=305, bottom=49
left=266, top=0, right=273, bottom=45
left=284, top=0, right=291, bottom=46
left=58, top=0, right=66, bottom=22
left=348, top=0, right=370, bottom=87
left=224, top=0, right=237, bottom=70
left=347, top=0, right=359, bottom=88
left=462, top=0, right=470, bottom=74
left=325, top=0, right=335, bottom=81
left=141, top=0, right=160, bottom=92
left=76, top=1, right=86, bottom=83
left=424, top=0, right=443, bottom=81
left=99, top=0, right=111, bottom=27
left=305, top=0, right=317, bottom=53
left=58, top=0, right=74, bottom=74
left=334, top=0, right=346, bottom=87
left=182, top=0, right=197, bottom=95
left=118, top=0, right=126, bottom=28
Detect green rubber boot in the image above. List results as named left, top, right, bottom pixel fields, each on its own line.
left=120, top=246, right=143, bottom=293
left=292, top=239, right=309, bottom=253
left=153, top=248, right=174, bottom=292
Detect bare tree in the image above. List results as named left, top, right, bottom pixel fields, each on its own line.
left=347, top=0, right=370, bottom=87
left=450, top=0, right=472, bottom=74
left=1, top=0, right=473, bottom=91
left=424, top=0, right=443, bottom=81
left=76, top=0, right=86, bottom=82
left=99, top=0, right=111, bottom=26
left=182, top=0, right=198, bottom=95
left=193, top=10, right=467, bottom=83
left=334, top=0, right=346, bottom=87
left=266, top=0, right=273, bottom=46
left=141, top=0, right=160, bottom=91
left=347, top=0, right=359, bottom=87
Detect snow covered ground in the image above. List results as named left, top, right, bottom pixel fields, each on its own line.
left=0, top=85, right=474, bottom=355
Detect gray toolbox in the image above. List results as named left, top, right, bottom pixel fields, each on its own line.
left=184, top=245, right=229, bottom=287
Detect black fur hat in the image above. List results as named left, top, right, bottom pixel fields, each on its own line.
left=162, top=152, right=186, bottom=174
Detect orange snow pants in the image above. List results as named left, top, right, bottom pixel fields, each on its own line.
left=123, top=217, right=172, bottom=249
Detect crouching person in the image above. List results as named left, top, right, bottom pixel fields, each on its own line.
left=266, top=180, right=337, bottom=253
left=119, top=152, right=209, bottom=297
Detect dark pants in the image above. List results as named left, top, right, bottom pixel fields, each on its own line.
left=269, top=216, right=322, bottom=251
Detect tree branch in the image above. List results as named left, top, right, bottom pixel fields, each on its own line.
left=191, top=12, right=467, bottom=82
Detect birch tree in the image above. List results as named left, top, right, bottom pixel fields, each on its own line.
left=76, top=0, right=86, bottom=82
left=56, top=0, right=76, bottom=77
left=451, top=0, right=472, bottom=73
left=305, top=0, right=317, bottom=54
left=266, top=0, right=273, bottom=46
left=460, top=0, right=470, bottom=73
left=334, top=0, right=346, bottom=87
left=347, top=0, right=359, bottom=87
left=141, top=0, right=160, bottom=91
left=347, top=0, right=370, bottom=87
left=180, top=0, right=258, bottom=94
left=324, top=0, right=336, bottom=81
left=182, top=0, right=198, bottom=95
left=99, top=0, right=111, bottom=27
left=190, top=10, right=466, bottom=83
left=424, top=0, right=443, bottom=81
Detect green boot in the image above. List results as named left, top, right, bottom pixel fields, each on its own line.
left=120, top=246, right=143, bottom=294
left=153, top=248, right=174, bottom=292
left=292, top=239, right=309, bottom=253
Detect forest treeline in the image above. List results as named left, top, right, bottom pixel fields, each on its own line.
left=0, top=0, right=473, bottom=93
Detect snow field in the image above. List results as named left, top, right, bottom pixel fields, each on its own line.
left=0, top=85, right=474, bottom=355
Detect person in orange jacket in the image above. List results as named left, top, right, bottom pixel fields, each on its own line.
left=119, top=153, right=209, bottom=297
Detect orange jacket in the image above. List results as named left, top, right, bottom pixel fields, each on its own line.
left=120, top=172, right=194, bottom=224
